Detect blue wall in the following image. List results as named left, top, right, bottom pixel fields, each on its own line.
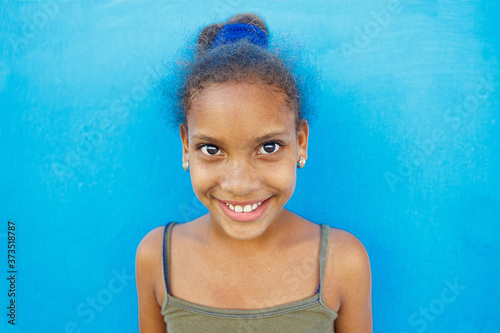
left=1, top=1, right=498, bottom=332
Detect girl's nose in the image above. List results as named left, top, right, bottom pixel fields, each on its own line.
left=220, top=159, right=261, bottom=196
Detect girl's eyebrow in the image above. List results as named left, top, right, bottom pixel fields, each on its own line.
left=191, top=131, right=290, bottom=145
left=255, top=131, right=290, bottom=142
left=191, top=135, right=222, bottom=145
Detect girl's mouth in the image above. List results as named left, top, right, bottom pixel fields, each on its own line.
left=217, top=198, right=271, bottom=222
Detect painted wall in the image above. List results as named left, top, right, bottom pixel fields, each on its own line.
left=1, top=1, right=498, bottom=332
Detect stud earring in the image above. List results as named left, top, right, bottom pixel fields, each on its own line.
left=297, top=156, right=306, bottom=168
left=182, top=160, right=189, bottom=172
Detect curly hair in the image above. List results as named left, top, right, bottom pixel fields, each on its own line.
left=161, top=13, right=316, bottom=129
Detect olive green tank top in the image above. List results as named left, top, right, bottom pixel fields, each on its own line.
left=161, top=222, right=338, bottom=332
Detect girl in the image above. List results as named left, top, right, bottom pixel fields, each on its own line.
left=136, top=13, right=372, bottom=332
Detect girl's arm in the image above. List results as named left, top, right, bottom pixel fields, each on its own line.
left=136, top=227, right=168, bottom=332
left=327, top=229, right=373, bottom=333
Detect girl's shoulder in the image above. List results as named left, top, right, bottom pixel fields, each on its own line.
left=136, top=225, right=165, bottom=260
left=135, top=221, right=197, bottom=269
left=135, top=225, right=166, bottom=283
left=323, top=226, right=371, bottom=313
left=327, top=227, right=370, bottom=264
left=326, top=226, right=371, bottom=283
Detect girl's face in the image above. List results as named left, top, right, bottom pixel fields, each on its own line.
left=180, top=82, right=309, bottom=241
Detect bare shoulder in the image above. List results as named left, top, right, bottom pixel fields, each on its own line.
left=324, top=227, right=373, bottom=331
left=326, top=227, right=371, bottom=292
left=136, top=226, right=166, bottom=268
left=135, top=225, right=167, bottom=296
left=136, top=226, right=169, bottom=331
left=328, top=228, right=370, bottom=270
left=135, top=220, right=202, bottom=268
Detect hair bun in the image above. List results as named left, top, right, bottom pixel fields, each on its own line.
left=226, top=13, right=268, bottom=35
left=197, top=13, right=269, bottom=53
left=197, top=23, right=225, bottom=53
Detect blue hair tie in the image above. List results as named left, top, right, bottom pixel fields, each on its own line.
left=211, top=23, right=268, bottom=50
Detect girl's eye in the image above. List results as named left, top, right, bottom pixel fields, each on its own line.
left=258, top=142, right=280, bottom=154
left=200, top=145, right=222, bottom=156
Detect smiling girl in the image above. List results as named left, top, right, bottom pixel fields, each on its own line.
left=136, top=13, right=372, bottom=332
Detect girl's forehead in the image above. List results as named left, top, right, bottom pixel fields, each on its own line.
left=187, top=82, right=296, bottom=134
left=193, top=81, right=287, bottom=108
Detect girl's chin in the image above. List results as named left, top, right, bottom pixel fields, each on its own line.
left=216, top=221, right=271, bottom=241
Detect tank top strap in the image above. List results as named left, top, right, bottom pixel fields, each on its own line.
left=162, top=222, right=177, bottom=295
left=318, top=224, right=331, bottom=297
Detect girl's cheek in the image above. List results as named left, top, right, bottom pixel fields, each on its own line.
left=191, top=165, right=221, bottom=187
left=264, top=163, right=296, bottom=187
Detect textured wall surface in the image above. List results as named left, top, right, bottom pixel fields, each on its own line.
left=1, top=0, right=499, bottom=332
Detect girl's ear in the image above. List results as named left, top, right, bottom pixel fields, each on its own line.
left=296, top=119, right=309, bottom=161
left=179, top=123, right=189, bottom=162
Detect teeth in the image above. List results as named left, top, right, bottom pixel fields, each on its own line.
left=225, top=201, right=262, bottom=213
